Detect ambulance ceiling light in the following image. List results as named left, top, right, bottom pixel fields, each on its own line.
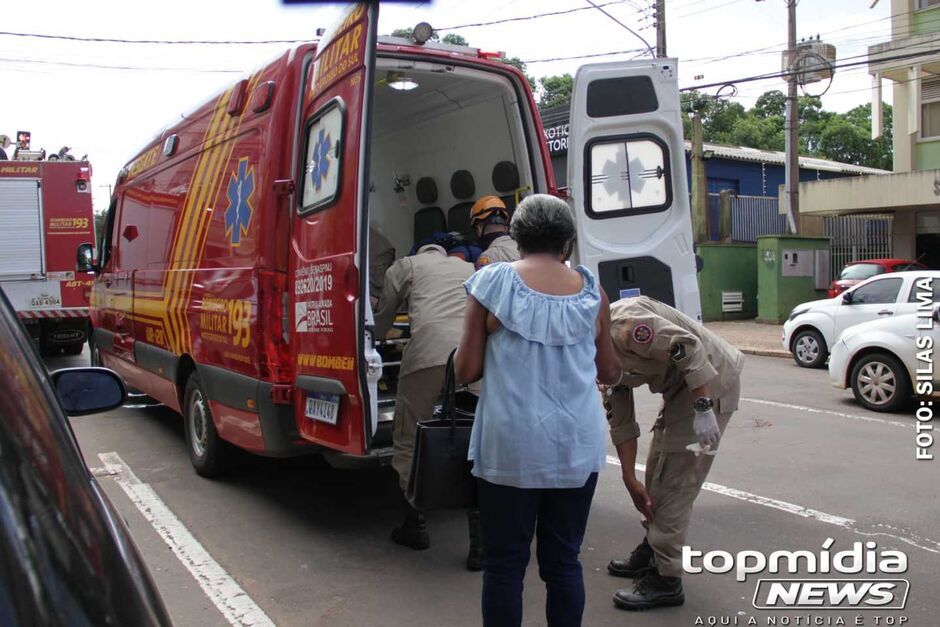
left=387, top=71, right=419, bottom=91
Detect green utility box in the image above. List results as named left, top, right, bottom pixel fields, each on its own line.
left=757, top=235, right=831, bottom=324
left=697, top=243, right=758, bottom=321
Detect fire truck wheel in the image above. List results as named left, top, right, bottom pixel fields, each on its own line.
left=183, top=373, right=229, bottom=477
left=64, top=342, right=84, bottom=356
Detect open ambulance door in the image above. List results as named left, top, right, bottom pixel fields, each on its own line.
left=290, top=3, right=378, bottom=456
left=567, top=60, right=702, bottom=320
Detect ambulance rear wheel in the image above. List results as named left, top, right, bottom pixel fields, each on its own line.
left=183, top=373, right=229, bottom=477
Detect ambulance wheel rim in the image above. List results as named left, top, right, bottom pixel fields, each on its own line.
left=189, top=391, right=209, bottom=458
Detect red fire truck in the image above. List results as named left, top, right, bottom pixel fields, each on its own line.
left=85, top=3, right=699, bottom=476
left=0, top=159, right=95, bottom=355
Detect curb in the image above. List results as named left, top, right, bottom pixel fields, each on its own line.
left=738, top=347, right=790, bottom=359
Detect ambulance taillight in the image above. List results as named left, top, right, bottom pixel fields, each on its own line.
left=258, top=271, right=291, bottom=383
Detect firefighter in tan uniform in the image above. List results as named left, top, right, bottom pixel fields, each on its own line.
left=374, top=234, right=474, bottom=550
left=603, top=296, right=744, bottom=611
left=469, top=195, right=520, bottom=268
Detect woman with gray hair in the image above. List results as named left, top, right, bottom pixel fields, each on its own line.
left=455, top=194, right=620, bottom=626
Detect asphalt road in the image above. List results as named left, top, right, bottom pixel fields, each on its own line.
left=49, top=349, right=939, bottom=627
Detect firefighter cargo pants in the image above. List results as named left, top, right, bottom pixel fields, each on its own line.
left=392, top=365, right=446, bottom=492
left=644, top=381, right=739, bottom=578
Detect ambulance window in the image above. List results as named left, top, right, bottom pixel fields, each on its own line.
left=300, top=102, right=343, bottom=214
left=586, top=77, right=658, bottom=118
left=99, top=197, right=118, bottom=268
left=585, top=134, right=671, bottom=217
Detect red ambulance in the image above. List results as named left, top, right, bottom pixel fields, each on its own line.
left=85, top=4, right=700, bottom=476
left=0, top=159, right=94, bottom=355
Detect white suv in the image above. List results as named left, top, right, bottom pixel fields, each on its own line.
left=782, top=271, right=940, bottom=368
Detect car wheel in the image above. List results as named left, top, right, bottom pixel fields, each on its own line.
left=850, top=353, right=911, bottom=413
left=791, top=329, right=828, bottom=368
left=183, top=372, right=229, bottom=477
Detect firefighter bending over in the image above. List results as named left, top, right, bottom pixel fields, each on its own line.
left=373, top=233, right=474, bottom=552
left=604, top=296, right=744, bottom=611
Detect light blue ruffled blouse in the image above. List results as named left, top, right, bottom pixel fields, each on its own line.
left=464, top=263, right=607, bottom=489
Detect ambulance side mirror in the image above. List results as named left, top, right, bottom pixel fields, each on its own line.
left=76, top=243, right=96, bottom=273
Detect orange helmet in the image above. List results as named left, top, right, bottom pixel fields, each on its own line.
left=470, top=195, right=509, bottom=226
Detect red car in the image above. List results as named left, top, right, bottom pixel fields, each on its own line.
left=827, top=259, right=928, bottom=298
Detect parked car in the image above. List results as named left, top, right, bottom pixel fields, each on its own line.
left=0, top=289, right=171, bottom=626
left=782, top=271, right=940, bottom=368
left=827, top=259, right=927, bottom=299
left=829, top=308, right=940, bottom=412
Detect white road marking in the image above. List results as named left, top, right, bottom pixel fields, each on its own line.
left=605, top=455, right=940, bottom=555
left=741, top=397, right=910, bottom=428
left=98, top=452, right=275, bottom=627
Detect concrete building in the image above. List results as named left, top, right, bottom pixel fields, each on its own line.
left=798, top=0, right=940, bottom=268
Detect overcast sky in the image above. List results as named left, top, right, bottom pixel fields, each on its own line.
left=2, top=0, right=891, bottom=212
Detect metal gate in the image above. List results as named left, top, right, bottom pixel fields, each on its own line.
left=824, top=214, right=893, bottom=281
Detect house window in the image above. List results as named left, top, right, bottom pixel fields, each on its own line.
left=922, top=79, right=940, bottom=138
left=919, top=0, right=940, bottom=9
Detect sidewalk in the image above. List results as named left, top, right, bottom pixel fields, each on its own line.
left=705, top=320, right=790, bottom=358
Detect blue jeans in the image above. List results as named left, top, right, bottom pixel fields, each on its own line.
left=476, top=473, right=598, bottom=627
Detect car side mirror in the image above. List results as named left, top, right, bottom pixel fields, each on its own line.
left=76, top=243, right=96, bottom=273
left=841, top=292, right=853, bottom=305
left=51, top=367, right=126, bottom=416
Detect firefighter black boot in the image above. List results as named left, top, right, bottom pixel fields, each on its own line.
left=607, top=537, right=654, bottom=578
left=391, top=497, right=430, bottom=551
left=613, top=569, right=685, bottom=611
left=466, top=509, right=483, bottom=571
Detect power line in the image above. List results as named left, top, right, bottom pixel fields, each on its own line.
left=523, top=48, right=647, bottom=63
left=0, top=56, right=243, bottom=73
left=681, top=43, right=940, bottom=92
left=0, top=30, right=307, bottom=45
left=582, top=0, right=655, bottom=56
left=437, top=0, right=633, bottom=30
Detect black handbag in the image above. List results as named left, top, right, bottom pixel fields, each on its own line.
left=405, top=349, right=478, bottom=511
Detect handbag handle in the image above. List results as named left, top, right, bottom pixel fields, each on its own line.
left=441, top=348, right=459, bottom=437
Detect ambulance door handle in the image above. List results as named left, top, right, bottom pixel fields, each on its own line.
left=877, top=309, right=894, bottom=316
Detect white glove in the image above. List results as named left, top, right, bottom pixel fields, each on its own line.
left=693, top=408, right=720, bottom=450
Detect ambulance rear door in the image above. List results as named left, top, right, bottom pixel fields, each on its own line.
left=567, top=59, right=701, bottom=320
left=290, top=2, right=377, bottom=456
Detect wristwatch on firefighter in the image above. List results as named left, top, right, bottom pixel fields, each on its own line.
left=693, top=396, right=714, bottom=413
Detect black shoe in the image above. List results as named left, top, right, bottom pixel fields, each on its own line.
left=391, top=503, right=430, bottom=550
left=613, top=570, right=685, bottom=611
left=466, top=509, right=482, bottom=571
left=607, top=538, right=654, bottom=578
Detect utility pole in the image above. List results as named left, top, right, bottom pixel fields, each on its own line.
left=784, top=0, right=800, bottom=234
left=655, top=0, right=666, bottom=57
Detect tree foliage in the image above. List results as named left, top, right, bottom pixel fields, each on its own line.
left=681, top=90, right=892, bottom=170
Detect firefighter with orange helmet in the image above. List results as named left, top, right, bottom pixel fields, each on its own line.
left=469, top=195, right=519, bottom=268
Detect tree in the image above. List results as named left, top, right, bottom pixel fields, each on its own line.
left=539, top=74, right=573, bottom=111
left=441, top=33, right=467, bottom=46
left=94, top=210, right=107, bottom=246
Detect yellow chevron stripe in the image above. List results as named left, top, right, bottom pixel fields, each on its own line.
left=164, top=90, right=233, bottom=353
left=172, top=103, right=239, bottom=353
left=179, top=76, right=262, bottom=353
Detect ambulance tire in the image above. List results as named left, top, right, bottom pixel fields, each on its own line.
left=183, top=373, right=230, bottom=477
left=89, top=332, right=101, bottom=366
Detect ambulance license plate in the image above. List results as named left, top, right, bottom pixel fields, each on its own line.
left=304, top=393, right=340, bottom=425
